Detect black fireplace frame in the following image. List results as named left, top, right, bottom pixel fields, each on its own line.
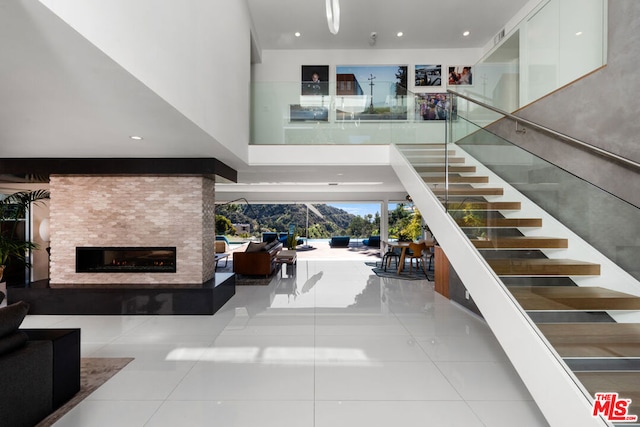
left=76, top=247, right=177, bottom=273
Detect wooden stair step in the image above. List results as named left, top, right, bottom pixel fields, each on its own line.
left=415, top=165, right=477, bottom=173
left=487, top=258, right=600, bottom=276
left=473, top=236, right=566, bottom=249
left=403, top=149, right=457, bottom=156
left=431, top=187, right=504, bottom=196
left=397, top=143, right=447, bottom=149
left=458, top=218, right=542, bottom=228
left=539, top=324, right=640, bottom=357
left=411, top=157, right=466, bottom=164
left=575, top=372, right=640, bottom=417
left=423, top=175, right=490, bottom=184
left=510, top=286, right=640, bottom=311
left=445, top=201, right=521, bottom=211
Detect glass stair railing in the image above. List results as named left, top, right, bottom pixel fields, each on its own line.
left=394, top=99, right=640, bottom=425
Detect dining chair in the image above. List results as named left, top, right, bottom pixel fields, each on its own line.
left=425, top=245, right=435, bottom=271
left=407, top=241, right=428, bottom=275
left=381, top=246, right=401, bottom=271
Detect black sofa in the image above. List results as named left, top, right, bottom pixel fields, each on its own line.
left=0, top=301, right=80, bottom=427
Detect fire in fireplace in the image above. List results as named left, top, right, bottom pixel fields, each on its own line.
left=76, top=247, right=177, bottom=273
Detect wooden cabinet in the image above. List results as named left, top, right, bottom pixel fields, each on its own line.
left=434, top=246, right=450, bottom=298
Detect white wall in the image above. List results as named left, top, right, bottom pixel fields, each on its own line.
left=39, top=0, right=252, bottom=162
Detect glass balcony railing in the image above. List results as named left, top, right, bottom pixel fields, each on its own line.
left=251, top=81, right=449, bottom=145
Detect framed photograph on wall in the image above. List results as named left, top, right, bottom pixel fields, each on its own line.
left=448, top=66, right=473, bottom=86
left=415, top=64, right=442, bottom=87
left=415, top=93, right=457, bottom=121
left=335, top=65, right=408, bottom=120
left=301, top=65, right=329, bottom=95
left=289, top=104, right=329, bottom=122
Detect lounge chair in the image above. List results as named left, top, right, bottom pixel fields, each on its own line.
left=362, top=235, right=380, bottom=247
left=329, top=236, right=350, bottom=247
left=262, top=232, right=303, bottom=246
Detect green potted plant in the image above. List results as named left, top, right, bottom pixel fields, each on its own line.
left=397, top=231, right=411, bottom=242
left=0, top=190, right=50, bottom=282
left=286, top=231, right=298, bottom=250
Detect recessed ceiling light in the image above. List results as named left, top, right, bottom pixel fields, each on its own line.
left=463, top=31, right=470, bottom=37
left=130, top=135, right=143, bottom=140
left=295, top=32, right=301, bottom=37
left=576, top=31, right=583, bottom=36
left=397, top=32, right=403, bottom=37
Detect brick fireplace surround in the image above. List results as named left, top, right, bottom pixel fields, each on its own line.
left=3, top=158, right=238, bottom=314
left=50, top=175, right=216, bottom=287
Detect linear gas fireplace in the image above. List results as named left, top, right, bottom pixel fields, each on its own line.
left=76, top=247, right=177, bottom=273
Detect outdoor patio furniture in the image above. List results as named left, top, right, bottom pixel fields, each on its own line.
left=262, top=232, right=303, bottom=246
left=363, top=235, right=380, bottom=247
left=329, top=236, right=350, bottom=247
left=214, top=253, right=229, bottom=271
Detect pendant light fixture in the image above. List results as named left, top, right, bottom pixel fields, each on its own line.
left=326, top=0, right=340, bottom=34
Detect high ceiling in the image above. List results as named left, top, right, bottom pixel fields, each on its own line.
left=240, top=0, right=531, bottom=202
left=0, top=0, right=532, bottom=202
left=247, top=0, right=530, bottom=51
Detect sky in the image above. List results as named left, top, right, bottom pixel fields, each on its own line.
left=336, top=65, right=404, bottom=85
left=336, top=65, right=406, bottom=107
left=327, top=203, right=399, bottom=218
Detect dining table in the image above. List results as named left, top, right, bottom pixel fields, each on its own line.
left=383, top=240, right=435, bottom=275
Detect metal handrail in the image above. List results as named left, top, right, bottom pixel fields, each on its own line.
left=448, top=90, right=640, bottom=171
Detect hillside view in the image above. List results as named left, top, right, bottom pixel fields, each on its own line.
left=216, top=203, right=424, bottom=240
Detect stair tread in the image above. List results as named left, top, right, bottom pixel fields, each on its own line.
left=445, top=201, right=521, bottom=211
left=411, top=157, right=467, bottom=164
left=473, top=236, right=567, bottom=248
left=397, top=143, right=447, bottom=149
left=415, top=166, right=477, bottom=173
left=423, top=175, right=490, bottom=183
left=404, top=149, right=457, bottom=156
left=575, top=372, right=640, bottom=416
left=487, top=258, right=601, bottom=276
left=431, top=187, right=504, bottom=196
left=539, top=323, right=640, bottom=357
left=509, top=286, right=640, bottom=310
left=458, top=218, right=542, bottom=228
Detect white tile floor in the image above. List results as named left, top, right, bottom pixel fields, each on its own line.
left=22, top=260, right=550, bottom=427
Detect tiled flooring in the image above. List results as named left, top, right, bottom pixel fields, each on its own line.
left=23, top=260, right=549, bottom=426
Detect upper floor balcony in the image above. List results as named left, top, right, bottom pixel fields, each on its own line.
left=251, top=80, right=449, bottom=146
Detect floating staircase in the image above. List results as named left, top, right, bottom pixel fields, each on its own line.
left=398, top=143, right=640, bottom=420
